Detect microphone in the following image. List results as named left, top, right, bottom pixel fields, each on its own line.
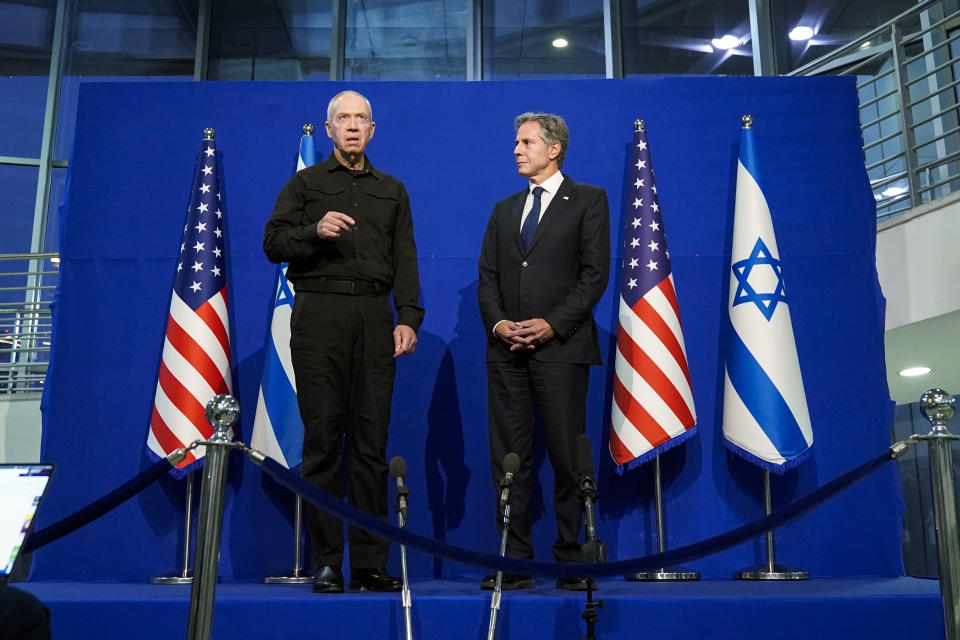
left=390, top=456, right=409, bottom=523
left=576, top=434, right=606, bottom=563
left=389, top=456, right=414, bottom=640
left=499, top=452, right=520, bottom=509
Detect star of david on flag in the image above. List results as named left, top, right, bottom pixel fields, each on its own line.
left=250, top=125, right=318, bottom=470
left=148, top=131, right=234, bottom=477
left=608, top=121, right=697, bottom=472
left=722, top=117, right=813, bottom=473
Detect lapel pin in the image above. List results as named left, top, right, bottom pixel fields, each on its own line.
left=562, top=196, right=570, bottom=200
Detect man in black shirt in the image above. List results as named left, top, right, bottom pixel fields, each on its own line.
left=264, top=90, right=423, bottom=594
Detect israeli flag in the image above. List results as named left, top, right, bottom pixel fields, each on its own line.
left=250, top=127, right=318, bottom=469
left=722, top=117, right=813, bottom=473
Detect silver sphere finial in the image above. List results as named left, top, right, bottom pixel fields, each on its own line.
left=634, top=119, right=645, bottom=132
left=303, top=123, right=314, bottom=136
left=205, top=394, right=239, bottom=438
left=741, top=114, right=754, bottom=129
left=203, top=127, right=215, bottom=141
left=920, top=388, right=955, bottom=428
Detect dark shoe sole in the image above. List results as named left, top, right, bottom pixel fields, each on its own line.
left=349, top=580, right=401, bottom=592
left=312, top=584, right=344, bottom=594
left=556, top=580, right=597, bottom=591
left=481, top=578, right=535, bottom=591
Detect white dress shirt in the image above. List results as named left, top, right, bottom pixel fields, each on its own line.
left=519, top=170, right=565, bottom=231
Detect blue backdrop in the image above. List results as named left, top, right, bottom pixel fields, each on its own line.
left=34, top=77, right=902, bottom=582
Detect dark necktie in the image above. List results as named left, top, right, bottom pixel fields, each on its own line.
left=521, top=186, right=544, bottom=251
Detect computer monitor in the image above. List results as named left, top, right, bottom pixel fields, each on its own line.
left=0, top=463, right=55, bottom=584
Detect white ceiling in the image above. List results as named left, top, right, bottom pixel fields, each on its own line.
left=884, top=309, right=960, bottom=406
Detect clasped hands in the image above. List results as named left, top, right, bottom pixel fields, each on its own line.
left=495, top=318, right=555, bottom=351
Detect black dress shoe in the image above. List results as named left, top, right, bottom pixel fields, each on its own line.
left=556, top=576, right=597, bottom=591
left=312, top=566, right=344, bottom=593
left=480, top=573, right=535, bottom=590
left=349, top=568, right=402, bottom=592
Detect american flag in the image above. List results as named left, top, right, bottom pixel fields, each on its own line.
left=147, top=131, right=233, bottom=476
left=609, top=121, right=697, bottom=472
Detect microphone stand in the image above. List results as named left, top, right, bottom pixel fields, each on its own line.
left=487, top=475, right=513, bottom=640
left=579, top=472, right=605, bottom=640
left=396, top=481, right=413, bottom=640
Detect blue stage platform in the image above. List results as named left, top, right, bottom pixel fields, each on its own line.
left=18, top=577, right=944, bottom=639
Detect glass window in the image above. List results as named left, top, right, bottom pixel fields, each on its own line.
left=621, top=0, right=752, bottom=76
left=54, top=1, right=197, bottom=159
left=770, top=0, right=916, bottom=74
left=0, top=164, right=39, bottom=254
left=483, top=0, right=604, bottom=79
left=0, top=1, right=56, bottom=157
left=346, top=0, right=466, bottom=80
left=209, top=0, right=331, bottom=80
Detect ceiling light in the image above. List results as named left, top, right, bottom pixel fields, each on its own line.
left=860, top=41, right=871, bottom=49
left=882, top=186, right=908, bottom=197
left=711, top=35, right=741, bottom=50
left=789, top=26, right=814, bottom=41
left=899, top=366, right=931, bottom=377
left=50, top=256, right=60, bottom=265
left=552, top=38, right=568, bottom=48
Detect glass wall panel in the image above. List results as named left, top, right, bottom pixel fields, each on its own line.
left=0, top=164, right=39, bottom=254
left=346, top=0, right=466, bottom=80
left=0, top=1, right=56, bottom=157
left=55, top=0, right=197, bottom=159
left=621, top=0, right=752, bottom=75
left=483, top=0, right=604, bottom=79
left=209, top=0, right=331, bottom=80
left=770, top=0, right=915, bottom=74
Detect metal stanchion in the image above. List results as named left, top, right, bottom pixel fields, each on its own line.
left=149, top=472, right=196, bottom=585
left=625, top=455, right=699, bottom=581
left=263, top=495, right=312, bottom=584
left=736, top=470, right=808, bottom=581
left=917, top=388, right=960, bottom=640
left=186, top=394, right=241, bottom=640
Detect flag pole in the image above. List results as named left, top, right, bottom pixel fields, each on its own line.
left=263, top=495, right=311, bottom=584
left=261, top=123, right=316, bottom=585
left=735, top=469, right=809, bottom=580
left=148, top=471, right=195, bottom=585
left=624, top=454, right=699, bottom=581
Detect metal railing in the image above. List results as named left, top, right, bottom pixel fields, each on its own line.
left=0, top=253, right=58, bottom=395
left=789, top=0, right=960, bottom=220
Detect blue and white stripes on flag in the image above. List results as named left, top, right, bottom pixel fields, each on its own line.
left=722, top=117, right=813, bottom=473
left=250, top=127, right=318, bottom=470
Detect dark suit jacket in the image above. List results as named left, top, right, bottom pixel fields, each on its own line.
left=478, top=176, right=611, bottom=364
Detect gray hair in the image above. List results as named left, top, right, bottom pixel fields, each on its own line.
left=327, top=90, right=373, bottom=123
left=515, top=112, right=569, bottom=168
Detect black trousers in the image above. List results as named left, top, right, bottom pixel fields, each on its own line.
left=290, top=291, right=396, bottom=570
left=486, top=358, right=588, bottom=563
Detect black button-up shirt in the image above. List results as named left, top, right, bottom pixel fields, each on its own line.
left=263, top=153, right=424, bottom=330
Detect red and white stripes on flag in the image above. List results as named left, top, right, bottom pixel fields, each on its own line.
left=148, top=134, right=233, bottom=475
left=609, top=123, right=697, bottom=472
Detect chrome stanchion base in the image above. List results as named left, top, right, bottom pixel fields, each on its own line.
left=263, top=570, right=313, bottom=585
left=735, top=563, right=809, bottom=581
left=149, top=572, right=193, bottom=585
left=625, top=567, right=700, bottom=581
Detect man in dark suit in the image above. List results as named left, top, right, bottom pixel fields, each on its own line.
left=477, top=112, right=610, bottom=591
